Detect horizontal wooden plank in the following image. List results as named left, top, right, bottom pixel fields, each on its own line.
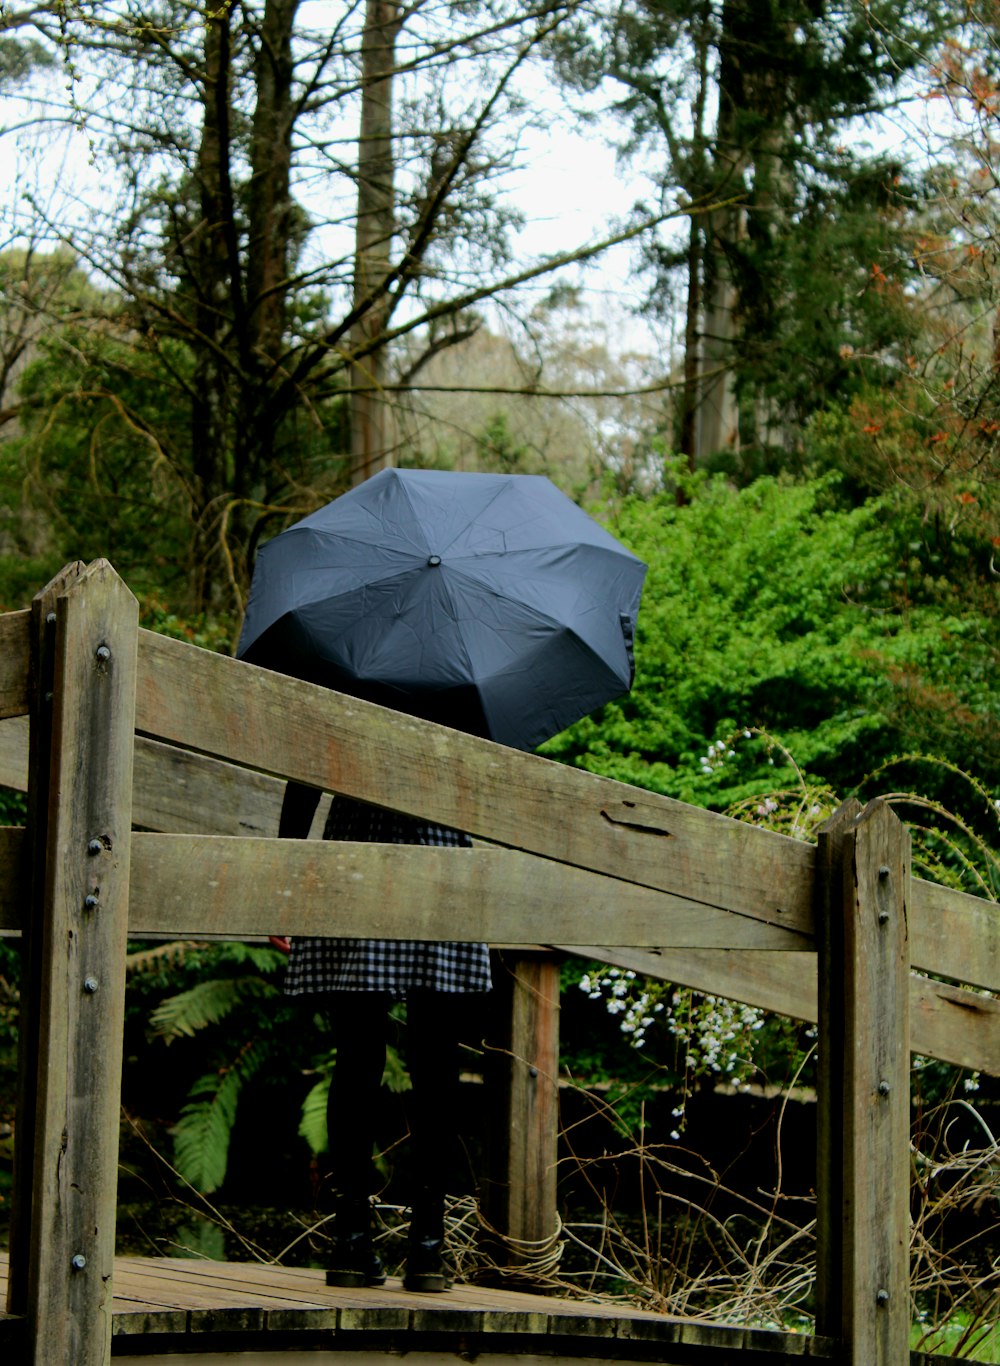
left=5, top=1251, right=844, bottom=1361
left=0, top=716, right=285, bottom=837
left=4, top=701, right=998, bottom=989
left=135, top=629, right=816, bottom=939
left=124, top=834, right=806, bottom=950
left=128, top=734, right=287, bottom=836
left=0, top=717, right=26, bottom=792
left=910, top=877, right=1000, bottom=996
left=0, top=611, right=29, bottom=720
left=909, top=975, right=1000, bottom=1075
left=0, top=827, right=802, bottom=950
left=563, top=947, right=819, bottom=1023
left=6, top=822, right=993, bottom=1067
left=131, top=633, right=1000, bottom=987
left=565, top=945, right=1000, bottom=1075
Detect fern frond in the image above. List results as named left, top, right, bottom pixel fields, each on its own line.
left=298, top=1076, right=330, bottom=1156
left=383, top=1042, right=412, bottom=1093
left=126, top=941, right=207, bottom=976
left=150, top=976, right=278, bottom=1042
left=214, top=941, right=289, bottom=972
left=170, top=1038, right=270, bottom=1192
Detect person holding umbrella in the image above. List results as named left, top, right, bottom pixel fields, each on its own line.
left=275, top=780, right=489, bottom=1292
left=239, top=468, right=646, bottom=1293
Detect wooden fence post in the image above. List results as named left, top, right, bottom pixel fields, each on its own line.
left=8, top=562, right=86, bottom=1317
left=815, top=798, right=911, bottom=1364
left=14, top=562, right=138, bottom=1365
left=483, top=951, right=561, bottom=1277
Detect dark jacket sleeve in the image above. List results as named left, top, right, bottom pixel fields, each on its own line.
left=279, top=781, right=322, bottom=838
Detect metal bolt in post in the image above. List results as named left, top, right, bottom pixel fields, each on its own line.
left=87, top=838, right=104, bottom=856
left=84, top=894, right=100, bottom=911
left=878, top=1079, right=891, bottom=1097
left=83, top=977, right=99, bottom=994
left=876, top=1288, right=889, bottom=1306
left=70, top=1254, right=87, bottom=1271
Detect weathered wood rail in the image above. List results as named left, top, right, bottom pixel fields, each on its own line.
left=0, top=560, right=998, bottom=1365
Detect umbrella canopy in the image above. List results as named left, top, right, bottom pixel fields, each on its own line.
left=238, top=468, right=646, bottom=751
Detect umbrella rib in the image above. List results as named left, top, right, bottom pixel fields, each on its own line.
left=439, top=566, right=623, bottom=691
left=437, top=568, right=480, bottom=683
left=281, top=524, right=426, bottom=568
left=393, top=474, right=433, bottom=557
left=442, top=562, right=597, bottom=635
left=435, top=475, right=538, bottom=557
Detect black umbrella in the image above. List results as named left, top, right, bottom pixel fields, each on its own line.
left=238, top=468, right=646, bottom=751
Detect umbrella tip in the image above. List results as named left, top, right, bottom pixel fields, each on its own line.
left=427, top=555, right=442, bottom=567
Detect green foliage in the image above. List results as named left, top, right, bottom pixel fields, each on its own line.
left=137, top=595, right=235, bottom=654
left=545, top=472, right=1000, bottom=810
left=0, top=788, right=26, bottom=824
left=129, top=938, right=417, bottom=1190
left=551, top=472, right=998, bottom=1112
left=297, top=1075, right=331, bottom=1157
left=553, top=0, right=956, bottom=462
left=911, top=1303, right=1000, bottom=1360
left=0, top=321, right=196, bottom=609
left=719, top=163, right=926, bottom=455
left=0, top=249, right=351, bottom=617
left=296, top=1042, right=412, bottom=1159
left=124, top=940, right=301, bottom=1193
left=150, top=976, right=280, bottom=1043
left=171, top=1038, right=272, bottom=1194
left=859, top=753, right=1000, bottom=900
left=475, top=412, right=532, bottom=474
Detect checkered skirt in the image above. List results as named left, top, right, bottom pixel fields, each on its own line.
left=283, top=797, right=492, bottom=997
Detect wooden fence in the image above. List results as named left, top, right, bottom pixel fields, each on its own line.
left=0, top=559, right=998, bottom=1365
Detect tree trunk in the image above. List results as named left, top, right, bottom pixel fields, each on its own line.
left=246, top=0, right=299, bottom=370
left=695, top=209, right=741, bottom=462
left=350, top=0, right=402, bottom=486
left=190, top=4, right=236, bottom=610
left=693, top=0, right=745, bottom=465
left=679, top=217, right=702, bottom=473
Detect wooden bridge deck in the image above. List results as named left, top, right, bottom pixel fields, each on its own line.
left=0, top=1252, right=850, bottom=1362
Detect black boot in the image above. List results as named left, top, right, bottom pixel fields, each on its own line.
left=325, top=1196, right=386, bottom=1288
left=403, top=1190, right=451, bottom=1293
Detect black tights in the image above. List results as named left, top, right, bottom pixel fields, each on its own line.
left=326, top=990, right=469, bottom=1199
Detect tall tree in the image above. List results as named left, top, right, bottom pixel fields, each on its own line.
left=350, top=0, right=402, bottom=485
left=3, top=0, right=670, bottom=612
left=554, top=0, right=956, bottom=472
